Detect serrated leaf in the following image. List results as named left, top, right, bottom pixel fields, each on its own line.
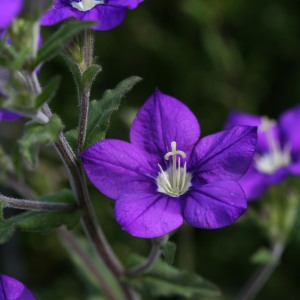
left=82, top=64, right=102, bottom=93
left=85, top=76, right=142, bottom=149
left=19, top=114, right=64, bottom=167
left=160, top=241, right=176, bottom=265
left=125, top=255, right=220, bottom=298
left=0, top=189, right=80, bottom=244
left=35, top=76, right=61, bottom=108
left=36, top=21, right=95, bottom=66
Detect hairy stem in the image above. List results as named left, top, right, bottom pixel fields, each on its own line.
left=0, top=194, right=77, bottom=211
left=28, top=72, right=134, bottom=299
left=77, top=29, right=94, bottom=154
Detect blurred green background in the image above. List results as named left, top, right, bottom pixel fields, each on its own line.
left=1, top=0, right=300, bottom=299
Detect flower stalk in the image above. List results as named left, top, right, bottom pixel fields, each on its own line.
left=26, top=71, right=138, bottom=299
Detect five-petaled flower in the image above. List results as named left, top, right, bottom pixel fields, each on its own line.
left=0, top=0, right=23, bottom=29
left=41, top=0, right=144, bottom=31
left=225, top=105, right=300, bottom=200
left=0, top=274, right=36, bottom=300
left=81, top=90, right=257, bottom=238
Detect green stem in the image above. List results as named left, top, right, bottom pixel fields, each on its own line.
left=127, top=235, right=168, bottom=277
left=77, top=28, right=94, bottom=154
left=28, top=72, right=136, bottom=299
left=235, top=241, right=285, bottom=300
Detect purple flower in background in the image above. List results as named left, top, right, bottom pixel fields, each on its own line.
left=225, top=105, right=300, bottom=200
left=0, top=109, right=21, bottom=121
left=0, top=0, right=23, bottom=29
left=0, top=274, right=36, bottom=300
left=81, top=90, right=257, bottom=238
left=41, top=0, right=144, bottom=31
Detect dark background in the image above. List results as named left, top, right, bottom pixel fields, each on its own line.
left=1, top=0, right=300, bottom=299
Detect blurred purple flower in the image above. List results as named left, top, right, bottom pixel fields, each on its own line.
left=225, top=105, right=300, bottom=200
left=81, top=90, right=257, bottom=238
left=0, top=0, right=23, bottom=29
left=0, top=109, right=21, bottom=121
left=41, top=0, right=144, bottom=31
left=0, top=274, right=36, bottom=300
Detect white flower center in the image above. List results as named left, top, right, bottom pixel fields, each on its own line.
left=255, top=117, right=291, bottom=174
left=71, top=0, right=105, bottom=12
left=156, top=141, right=192, bottom=197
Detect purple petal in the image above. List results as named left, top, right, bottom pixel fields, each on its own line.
left=41, top=0, right=143, bottom=30
left=225, top=111, right=261, bottom=128
left=0, top=274, right=36, bottom=300
left=83, top=6, right=126, bottom=31
left=190, top=126, right=257, bottom=183
left=81, top=139, right=157, bottom=199
left=225, top=111, right=278, bottom=153
left=130, top=89, right=200, bottom=161
left=40, top=7, right=77, bottom=26
left=0, top=0, right=23, bottom=29
left=238, top=163, right=290, bottom=201
left=183, top=181, right=247, bottom=229
left=237, top=164, right=270, bottom=201
left=278, top=104, right=300, bottom=156
left=108, top=0, right=144, bottom=9
left=115, top=193, right=183, bottom=238
left=0, top=110, right=22, bottom=121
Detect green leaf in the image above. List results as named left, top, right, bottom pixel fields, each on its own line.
left=65, top=128, right=78, bottom=153
left=36, top=21, right=95, bottom=66
left=251, top=247, right=276, bottom=264
left=35, top=76, right=61, bottom=108
left=61, top=52, right=82, bottom=100
left=82, top=64, right=102, bottom=93
left=19, top=114, right=64, bottom=167
left=160, top=241, right=177, bottom=265
left=125, top=255, right=220, bottom=298
left=0, top=189, right=80, bottom=244
left=85, top=76, right=142, bottom=149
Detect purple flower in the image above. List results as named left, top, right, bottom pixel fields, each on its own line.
left=41, top=0, right=144, bottom=31
left=0, top=109, right=21, bottom=121
left=0, top=0, right=23, bottom=29
left=0, top=274, right=36, bottom=300
left=225, top=105, right=300, bottom=200
left=81, top=90, right=257, bottom=238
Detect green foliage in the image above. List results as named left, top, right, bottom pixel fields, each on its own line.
left=62, top=236, right=124, bottom=300
left=82, top=64, right=102, bottom=93
left=19, top=114, right=64, bottom=167
left=251, top=247, right=276, bottom=264
left=36, top=21, right=96, bottom=66
left=125, top=255, right=220, bottom=298
left=160, top=241, right=177, bottom=265
left=35, top=76, right=61, bottom=108
left=0, top=190, right=80, bottom=244
left=84, top=76, right=142, bottom=149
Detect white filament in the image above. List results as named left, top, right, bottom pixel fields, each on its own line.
left=71, top=0, right=104, bottom=12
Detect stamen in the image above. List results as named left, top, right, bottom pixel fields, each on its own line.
left=255, top=117, right=291, bottom=174
left=156, top=141, right=192, bottom=197
left=71, top=0, right=105, bottom=12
